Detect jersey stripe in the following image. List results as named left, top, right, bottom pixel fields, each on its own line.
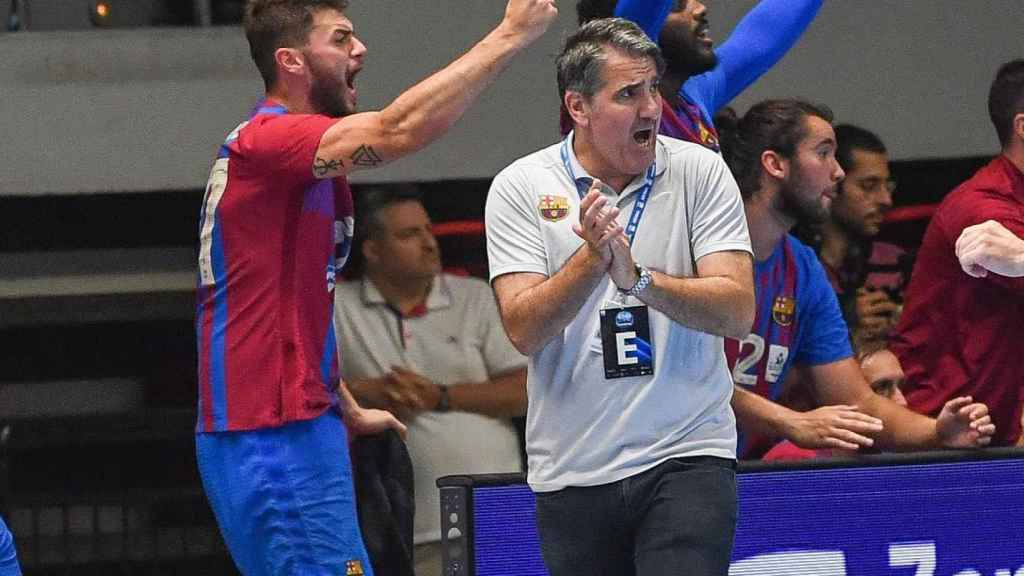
left=321, top=317, right=338, bottom=398
left=209, top=218, right=229, bottom=430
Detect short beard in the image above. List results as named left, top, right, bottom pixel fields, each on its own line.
left=778, top=165, right=830, bottom=226
left=663, top=47, right=717, bottom=78
left=307, top=53, right=352, bottom=118
left=659, top=27, right=718, bottom=78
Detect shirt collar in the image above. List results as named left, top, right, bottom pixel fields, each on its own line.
left=998, top=154, right=1024, bottom=200
left=562, top=131, right=669, bottom=199
left=360, top=275, right=452, bottom=316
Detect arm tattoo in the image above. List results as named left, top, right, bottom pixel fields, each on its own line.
left=314, top=157, right=344, bottom=177
left=350, top=145, right=383, bottom=167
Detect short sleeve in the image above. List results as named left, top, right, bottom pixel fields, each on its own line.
left=688, top=150, right=753, bottom=262
left=795, top=251, right=854, bottom=366
left=485, top=165, right=550, bottom=281
left=235, top=113, right=338, bottom=186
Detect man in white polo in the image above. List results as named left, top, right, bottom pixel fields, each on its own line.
left=334, top=186, right=527, bottom=576
left=485, top=18, right=754, bottom=576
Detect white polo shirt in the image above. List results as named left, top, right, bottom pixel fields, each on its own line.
left=334, top=274, right=526, bottom=543
left=486, top=134, right=752, bottom=492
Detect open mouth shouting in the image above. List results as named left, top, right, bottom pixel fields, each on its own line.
left=695, top=21, right=712, bottom=46
left=346, top=66, right=361, bottom=100
left=633, top=127, right=655, bottom=149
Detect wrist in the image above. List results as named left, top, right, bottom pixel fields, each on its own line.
left=434, top=384, right=451, bottom=412
left=619, top=265, right=652, bottom=297
left=1014, top=251, right=1024, bottom=274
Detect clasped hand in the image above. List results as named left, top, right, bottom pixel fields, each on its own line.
left=572, top=182, right=639, bottom=290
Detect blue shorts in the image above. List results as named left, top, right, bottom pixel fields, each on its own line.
left=196, top=409, right=373, bottom=576
left=0, top=516, right=20, bottom=576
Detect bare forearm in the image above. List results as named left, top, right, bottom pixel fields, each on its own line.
left=379, top=24, right=530, bottom=157
left=638, top=272, right=754, bottom=339
left=499, top=247, right=608, bottom=355
left=732, top=384, right=797, bottom=438
left=346, top=377, right=390, bottom=410
left=447, top=368, right=527, bottom=419
left=859, top=393, right=940, bottom=451
left=336, top=380, right=362, bottom=415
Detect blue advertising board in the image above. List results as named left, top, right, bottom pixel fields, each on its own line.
left=443, top=451, right=1024, bottom=576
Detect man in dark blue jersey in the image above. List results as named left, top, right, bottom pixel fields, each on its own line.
left=572, top=0, right=822, bottom=150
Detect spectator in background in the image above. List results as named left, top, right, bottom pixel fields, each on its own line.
left=569, top=0, right=823, bottom=151
left=813, top=125, right=903, bottom=350
left=957, top=219, right=1024, bottom=278
left=764, top=340, right=908, bottom=461
left=893, top=59, right=1024, bottom=446
left=334, top=186, right=527, bottom=576
left=717, top=99, right=994, bottom=460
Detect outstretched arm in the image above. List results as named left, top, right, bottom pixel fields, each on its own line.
left=314, top=0, right=557, bottom=178
left=732, top=383, right=883, bottom=451
left=956, top=219, right=1024, bottom=278
left=808, top=358, right=995, bottom=450
left=687, top=0, right=823, bottom=114
left=613, top=0, right=673, bottom=42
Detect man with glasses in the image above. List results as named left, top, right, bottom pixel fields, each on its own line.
left=812, top=124, right=903, bottom=349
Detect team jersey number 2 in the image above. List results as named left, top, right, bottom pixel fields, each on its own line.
left=732, top=334, right=790, bottom=387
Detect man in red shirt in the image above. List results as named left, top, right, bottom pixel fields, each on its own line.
left=892, top=59, right=1024, bottom=446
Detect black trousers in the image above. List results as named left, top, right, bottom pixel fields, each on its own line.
left=535, top=456, right=737, bottom=576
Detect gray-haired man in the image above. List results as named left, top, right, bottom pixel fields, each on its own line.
left=486, top=18, right=754, bottom=576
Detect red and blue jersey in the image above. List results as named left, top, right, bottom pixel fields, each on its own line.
left=615, top=0, right=822, bottom=152
left=725, top=235, right=852, bottom=457
left=195, top=99, right=353, bottom=433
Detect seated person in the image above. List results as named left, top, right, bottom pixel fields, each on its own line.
left=764, top=341, right=907, bottom=461
left=333, top=186, right=527, bottom=576
left=716, top=98, right=995, bottom=459
left=893, top=60, right=1024, bottom=446
left=802, top=124, right=905, bottom=350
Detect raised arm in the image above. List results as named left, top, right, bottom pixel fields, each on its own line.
left=613, top=0, right=673, bottom=42
left=686, top=0, right=823, bottom=114
left=313, top=0, right=557, bottom=178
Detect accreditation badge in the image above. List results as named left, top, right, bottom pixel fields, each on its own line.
left=599, top=303, right=654, bottom=379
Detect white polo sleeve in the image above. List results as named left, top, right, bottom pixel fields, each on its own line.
left=485, top=163, right=550, bottom=281
left=687, top=149, right=753, bottom=261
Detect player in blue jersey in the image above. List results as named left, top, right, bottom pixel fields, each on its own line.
left=717, top=99, right=996, bottom=458
left=571, top=0, right=822, bottom=150
left=0, top=517, right=19, bottom=576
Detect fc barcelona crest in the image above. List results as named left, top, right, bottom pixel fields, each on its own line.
left=346, top=560, right=365, bottom=576
left=699, top=123, right=720, bottom=148
left=772, top=295, right=795, bottom=326
left=538, top=195, right=570, bottom=222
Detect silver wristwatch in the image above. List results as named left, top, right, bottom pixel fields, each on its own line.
left=623, top=265, right=653, bottom=297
